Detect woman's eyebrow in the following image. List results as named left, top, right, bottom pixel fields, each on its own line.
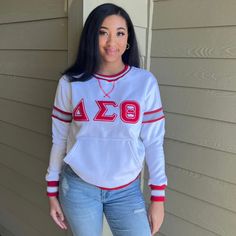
left=100, top=26, right=126, bottom=31
left=117, top=27, right=126, bottom=31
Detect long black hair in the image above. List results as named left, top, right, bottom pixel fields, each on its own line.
left=63, top=3, right=140, bottom=82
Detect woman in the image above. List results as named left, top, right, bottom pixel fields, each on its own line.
left=45, top=3, right=167, bottom=236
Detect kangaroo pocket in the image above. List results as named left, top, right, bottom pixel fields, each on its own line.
left=63, top=136, right=143, bottom=187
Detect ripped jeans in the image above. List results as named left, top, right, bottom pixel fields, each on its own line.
left=59, top=163, right=152, bottom=236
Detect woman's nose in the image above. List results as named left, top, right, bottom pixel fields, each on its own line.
left=107, top=34, right=116, bottom=45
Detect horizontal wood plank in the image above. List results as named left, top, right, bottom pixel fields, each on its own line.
left=153, top=0, right=236, bottom=29
left=0, top=224, right=15, bottom=236
left=160, top=85, right=236, bottom=123
left=0, top=0, right=67, bottom=24
left=166, top=189, right=236, bottom=236
left=0, top=185, right=66, bottom=235
left=0, top=163, right=47, bottom=213
left=156, top=232, right=165, bottom=236
left=0, top=209, right=42, bottom=236
left=166, top=165, right=236, bottom=212
left=151, top=27, right=236, bottom=58
left=143, top=178, right=225, bottom=236
left=0, top=18, right=67, bottom=50
left=165, top=139, right=236, bottom=184
left=160, top=212, right=217, bottom=236
left=0, top=98, right=51, bottom=135
left=0, top=50, right=67, bottom=80
left=151, top=58, right=236, bottom=92
left=0, top=143, right=47, bottom=185
left=0, top=121, right=51, bottom=162
left=0, top=75, right=57, bottom=108
left=165, top=113, right=236, bottom=154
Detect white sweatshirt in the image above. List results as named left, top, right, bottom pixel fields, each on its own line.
left=45, top=65, right=167, bottom=201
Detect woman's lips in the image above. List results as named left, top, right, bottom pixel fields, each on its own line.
left=105, top=48, right=117, bottom=55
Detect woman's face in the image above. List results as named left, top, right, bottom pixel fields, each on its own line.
left=98, top=15, right=128, bottom=66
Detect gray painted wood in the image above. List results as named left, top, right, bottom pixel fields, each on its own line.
left=160, top=85, right=236, bottom=123
left=160, top=212, right=217, bottom=236
left=165, top=139, right=236, bottom=184
left=0, top=18, right=67, bottom=50
left=0, top=163, right=47, bottom=212
left=84, top=0, right=148, bottom=28
left=165, top=113, right=236, bottom=154
left=0, top=185, right=66, bottom=236
left=0, top=98, right=51, bottom=135
left=67, top=0, right=83, bottom=65
left=150, top=2, right=236, bottom=234
left=153, top=0, right=236, bottom=29
left=0, top=0, right=67, bottom=24
left=0, top=75, right=57, bottom=108
left=152, top=27, right=236, bottom=58
left=0, top=143, right=47, bottom=185
left=0, top=121, right=51, bottom=162
left=151, top=58, right=236, bottom=92
left=166, top=164, right=236, bottom=212
left=0, top=50, right=67, bottom=80
left=135, top=26, right=147, bottom=57
left=0, top=224, right=15, bottom=236
left=166, top=189, right=236, bottom=236
left=0, top=209, right=42, bottom=236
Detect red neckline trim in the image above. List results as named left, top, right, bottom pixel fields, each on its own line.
left=95, top=64, right=128, bottom=78
left=93, top=65, right=131, bottom=82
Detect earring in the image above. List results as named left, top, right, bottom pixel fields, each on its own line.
left=126, top=43, right=130, bottom=50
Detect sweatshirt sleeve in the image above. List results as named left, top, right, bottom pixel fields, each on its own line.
left=45, top=76, right=72, bottom=197
left=140, top=74, right=168, bottom=202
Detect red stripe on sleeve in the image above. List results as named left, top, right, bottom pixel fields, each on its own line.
left=144, top=107, right=163, bottom=115
left=149, top=184, right=167, bottom=190
left=47, top=181, right=59, bottom=187
left=53, top=106, right=72, bottom=115
left=47, top=192, right=59, bottom=197
left=142, top=115, right=165, bottom=124
left=151, top=196, right=165, bottom=202
left=51, top=114, right=72, bottom=123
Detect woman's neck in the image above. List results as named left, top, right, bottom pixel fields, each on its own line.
left=97, top=62, right=125, bottom=76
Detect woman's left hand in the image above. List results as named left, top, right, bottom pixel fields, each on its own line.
left=148, top=201, right=164, bottom=235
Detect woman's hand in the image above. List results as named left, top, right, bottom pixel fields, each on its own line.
left=148, top=201, right=164, bottom=235
left=49, top=197, right=68, bottom=230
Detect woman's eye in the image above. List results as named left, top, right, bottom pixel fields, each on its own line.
left=99, top=30, right=108, bottom=36
left=117, top=32, right=125, bottom=36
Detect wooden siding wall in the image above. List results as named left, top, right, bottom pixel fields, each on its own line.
left=0, top=0, right=79, bottom=235
left=149, top=0, right=236, bottom=236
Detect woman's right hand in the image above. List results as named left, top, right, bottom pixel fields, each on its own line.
left=49, top=196, right=68, bottom=230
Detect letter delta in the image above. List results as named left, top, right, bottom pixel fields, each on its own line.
left=73, top=99, right=140, bottom=124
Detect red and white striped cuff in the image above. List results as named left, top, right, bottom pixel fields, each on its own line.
left=149, top=184, right=166, bottom=202
left=142, top=107, right=165, bottom=124
left=47, top=181, right=59, bottom=197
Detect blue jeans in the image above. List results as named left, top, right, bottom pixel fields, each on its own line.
left=59, top=163, right=151, bottom=236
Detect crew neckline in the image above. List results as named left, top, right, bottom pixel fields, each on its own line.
left=93, top=65, right=131, bottom=82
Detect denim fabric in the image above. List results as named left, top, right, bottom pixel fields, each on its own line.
left=59, top=163, right=151, bottom=236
